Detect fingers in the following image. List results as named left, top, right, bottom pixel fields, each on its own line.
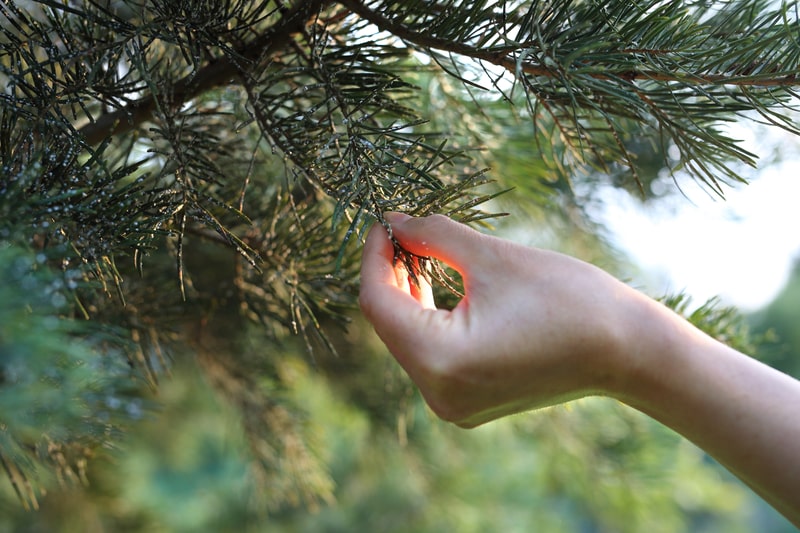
left=358, top=221, right=434, bottom=333
left=360, top=212, right=489, bottom=339
left=384, top=213, right=490, bottom=276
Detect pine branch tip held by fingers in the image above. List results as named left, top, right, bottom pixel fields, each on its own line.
left=381, top=215, right=463, bottom=299
left=373, top=212, right=429, bottom=291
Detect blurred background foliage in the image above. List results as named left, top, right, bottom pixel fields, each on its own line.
left=3, top=302, right=799, bottom=533
left=2, top=1, right=800, bottom=531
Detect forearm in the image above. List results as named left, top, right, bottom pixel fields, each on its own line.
left=616, top=299, right=800, bottom=525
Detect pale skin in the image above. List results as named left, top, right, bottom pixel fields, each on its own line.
left=359, top=212, right=800, bottom=526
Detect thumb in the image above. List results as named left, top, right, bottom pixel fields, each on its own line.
left=386, top=213, right=490, bottom=274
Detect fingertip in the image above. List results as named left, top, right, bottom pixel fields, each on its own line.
left=384, top=211, right=413, bottom=225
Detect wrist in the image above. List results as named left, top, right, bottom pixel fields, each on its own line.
left=606, top=291, right=730, bottom=424
left=599, top=288, right=697, bottom=404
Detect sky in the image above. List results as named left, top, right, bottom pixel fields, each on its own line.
left=598, top=125, right=800, bottom=312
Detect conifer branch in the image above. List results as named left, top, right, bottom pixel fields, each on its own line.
left=339, top=0, right=800, bottom=88
left=78, top=0, right=330, bottom=145
left=2, top=2, right=797, bottom=515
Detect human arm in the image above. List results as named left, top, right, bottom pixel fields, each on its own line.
left=358, top=212, right=800, bottom=525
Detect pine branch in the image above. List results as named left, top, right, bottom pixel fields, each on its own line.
left=76, top=0, right=800, bottom=148
left=78, top=0, right=330, bottom=145
left=336, top=0, right=800, bottom=195
left=340, top=0, right=800, bottom=88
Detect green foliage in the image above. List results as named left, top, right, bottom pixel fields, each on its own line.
left=0, top=345, right=761, bottom=532
left=0, top=244, right=140, bottom=510
left=750, top=259, right=800, bottom=377
left=342, top=0, right=800, bottom=193
left=1, top=0, right=799, bottom=529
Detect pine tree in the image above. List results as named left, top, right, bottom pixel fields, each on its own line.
left=1, top=0, right=796, bottom=512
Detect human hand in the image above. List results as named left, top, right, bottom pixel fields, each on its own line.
left=359, top=213, right=648, bottom=427
left=360, top=213, right=800, bottom=523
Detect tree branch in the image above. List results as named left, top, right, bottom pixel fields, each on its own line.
left=338, top=0, right=800, bottom=88
left=78, top=0, right=330, bottom=146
